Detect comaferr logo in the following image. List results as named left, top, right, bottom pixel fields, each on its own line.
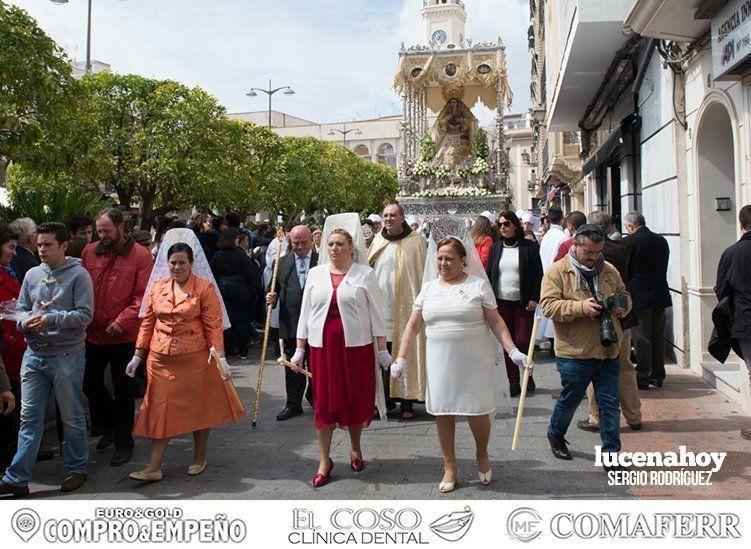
left=550, top=513, right=741, bottom=539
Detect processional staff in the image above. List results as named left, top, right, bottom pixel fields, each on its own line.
left=512, top=316, right=540, bottom=451
left=252, top=215, right=285, bottom=428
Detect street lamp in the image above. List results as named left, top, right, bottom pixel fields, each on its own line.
left=246, top=79, right=295, bottom=129
left=51, top=0, right=126, bottom=74
left=328, top=123, right=361, bottom=149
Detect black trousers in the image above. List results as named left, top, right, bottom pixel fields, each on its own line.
left=0, top=379, right=21, bottom=469
left=221, top=284, right=252, bottom=356
left=632, top=307, right=667, bottom=384
left=282, top=338, right=312, bottom=411
left=83, top=342, right=136, bottom=450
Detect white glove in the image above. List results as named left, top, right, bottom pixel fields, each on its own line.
left=291, top=347, right=305, bottom=367
left=390, top=358, right=407, bottom=379
left=125, top=356, right=142, bottom=378
left=377, top=350, right=392, bottom=370
left=509, top=348, right=534, bottom=373
left=219, top=357, right=232, bottom=380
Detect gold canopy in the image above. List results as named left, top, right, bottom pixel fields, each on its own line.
left=393, top=47, right=513, bottom=113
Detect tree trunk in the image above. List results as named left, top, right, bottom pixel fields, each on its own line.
left=140, top=192, right=156, bottom=231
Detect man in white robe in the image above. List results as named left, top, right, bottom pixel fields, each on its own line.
left=368, top=204, right=427, bottom=419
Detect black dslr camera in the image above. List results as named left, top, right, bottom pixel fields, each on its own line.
left=596, top=294, right=629, bottom=346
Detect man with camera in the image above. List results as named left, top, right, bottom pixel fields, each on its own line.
left=577, top=212, right=642, bottom=433
left=540, top=225, right=632, bottom=465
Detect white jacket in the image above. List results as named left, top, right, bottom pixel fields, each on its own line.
left=297, top=263, right=387, bottom=347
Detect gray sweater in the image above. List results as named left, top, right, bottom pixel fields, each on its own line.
left=17, top=258, right=94, bottom=356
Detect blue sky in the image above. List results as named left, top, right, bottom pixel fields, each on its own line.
left=10, top=0, right=531, bottom=123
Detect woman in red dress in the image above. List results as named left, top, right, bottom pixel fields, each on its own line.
left=0, top=227, right=25, bottom=470
left=293, top=229, right=390, bottom=487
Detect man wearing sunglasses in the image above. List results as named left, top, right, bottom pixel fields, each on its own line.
left=540, top=225, right=632, bottom=468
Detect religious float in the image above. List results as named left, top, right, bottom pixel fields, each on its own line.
left=394, top=0, right=514, bottom=218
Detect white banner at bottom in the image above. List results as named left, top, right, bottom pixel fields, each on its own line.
left=0, top=499, right=746, bottom=548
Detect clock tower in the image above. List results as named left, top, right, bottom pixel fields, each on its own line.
left=422, top=0, right=467, bottom=48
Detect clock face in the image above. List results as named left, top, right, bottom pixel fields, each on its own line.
left=432, top=29, right=447, bottom=45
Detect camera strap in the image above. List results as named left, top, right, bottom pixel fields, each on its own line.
left=584, top=274, right=599, bottom=299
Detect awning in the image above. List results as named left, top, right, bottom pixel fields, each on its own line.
left=582, top=127, right=622, bottom=176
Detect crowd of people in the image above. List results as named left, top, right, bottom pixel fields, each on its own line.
left=0, top=201, right=750, bottom=497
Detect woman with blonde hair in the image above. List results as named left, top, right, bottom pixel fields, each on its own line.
left=470, top=216, right=493, bottom=268
left=292, top=216, right=390, bottom=487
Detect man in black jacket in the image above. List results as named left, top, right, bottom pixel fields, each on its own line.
left=486, top=210, right=543, bottom=397
left=198, top=215, right=226, bottom=262
left=624, top=211, right=672, bottom=389
left=715, top=205, right=751, bottom=440
left=8, top=218, right=40, bottom=283
left=266, top=225, right=317, bottom=421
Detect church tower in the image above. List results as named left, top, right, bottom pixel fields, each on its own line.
left=421, top=0, right=467, bottom=48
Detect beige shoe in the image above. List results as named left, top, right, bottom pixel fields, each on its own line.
left=477, top=469, right=492, bottom=485
left=129, top=470, right=163, bottom=482
left=439, top=480, right=456, bottom=493
left=187, top=462, right=207, bottom=476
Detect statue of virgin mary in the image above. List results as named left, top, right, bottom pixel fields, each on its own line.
left=432, top=97, right=479, bottom=167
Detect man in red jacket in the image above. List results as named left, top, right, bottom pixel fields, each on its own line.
left=82, top=209, right=153, bottom=466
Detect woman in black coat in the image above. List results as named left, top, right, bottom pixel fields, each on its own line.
left=210, top=229, right=263, bottom=359
left=486, top=210, right=544, bottom=397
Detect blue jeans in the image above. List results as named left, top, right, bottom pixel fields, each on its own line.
left=3, top=349, right=88, bottom=487
left=548, top=357, right=621, bottom=453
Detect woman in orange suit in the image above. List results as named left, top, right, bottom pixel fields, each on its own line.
left=125, top=242, right=245, bottom=482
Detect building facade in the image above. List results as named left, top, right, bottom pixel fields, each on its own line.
left=533, top=0, right=751, bottom=408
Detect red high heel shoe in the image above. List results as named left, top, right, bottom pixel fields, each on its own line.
left=313, top=459, right=334, bottom=488
left=350, top=455, right=365, bottom=472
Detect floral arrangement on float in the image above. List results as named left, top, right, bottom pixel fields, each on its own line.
left=407, top=130, right=495, bottom=190
left=412, top=185, right=492, bottom=198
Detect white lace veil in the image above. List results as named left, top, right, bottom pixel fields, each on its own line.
left=320, top=212, right=387, bottom=420
left=423, top=218, right=512, bottom=415
left=138, top=228, right=231, bottom=330
left=320, top=213, right=369, bottom=265
left=424, top=218, right=488, bottom=283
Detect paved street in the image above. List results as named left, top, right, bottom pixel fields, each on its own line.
left=12, top=351, right=751, bottom=500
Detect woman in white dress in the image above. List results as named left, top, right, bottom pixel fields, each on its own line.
left=394, top=236, right=532, bottom=493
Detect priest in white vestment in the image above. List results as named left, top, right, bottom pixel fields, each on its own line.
left=368, top=204, right=427, bottom=420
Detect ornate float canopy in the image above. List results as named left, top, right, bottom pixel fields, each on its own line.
left=393, top=1, right=514, bottom=214
left=393, top=40, right=514, bottom=113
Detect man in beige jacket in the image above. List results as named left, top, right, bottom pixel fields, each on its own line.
left=540, top=225, right=631, bottom=467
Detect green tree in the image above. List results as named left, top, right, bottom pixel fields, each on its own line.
left=0, top=1, right=83, bottom=170
left=229, top=122, right=285, bottom=214
left=78, top=72, right=246, bottom=228
left=271, top=137, right=398, bottom=221
left=0, top=164, right=107, bottom=225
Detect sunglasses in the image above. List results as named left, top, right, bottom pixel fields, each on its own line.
left=499, top=221, right=512, bottom=228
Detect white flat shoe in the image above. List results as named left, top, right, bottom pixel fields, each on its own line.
left=129, top=470, right=163, bottom=482
left=478, top=469, right=492, bottom=485
left=187, top=462, right=207, bottom=476
left=439, top=480, right=456, bottom=493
